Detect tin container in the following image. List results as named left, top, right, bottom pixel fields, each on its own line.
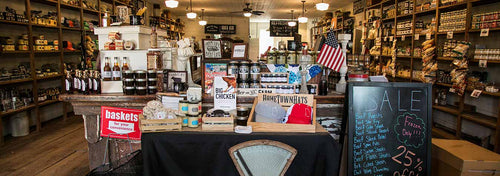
left=179, top=100, right=189, bottom=114
left=135, top=78, right=147, bottom=87
left=134, top=70, right=147, bottom=79
left=267, top=51, right=276, bottom=64
left=277, top=50, right=286, bottom=64
left=136, top=86, right=147, bottom=95
left=187, top=101, right=199, bottom=115
left=187, top=114, right=199, bottom=128
left=227, top=61, right=239, bottom=79
left=124, top=86, right=135, bottom=95
left=238, top=61, right=249, bottom=81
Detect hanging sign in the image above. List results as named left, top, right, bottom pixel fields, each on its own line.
left=214, top=76, right=237, bottom=110
left=447, top=31, right=453, bottom=39
left=100, top=106, right=142, bottom=140
left=270, top=20, right=299, bottom=37
left=204, top=24, right=237, bottom=34
left=346, top=82, right=432, bottom=176
left=480, top=29, right=489, bottom=37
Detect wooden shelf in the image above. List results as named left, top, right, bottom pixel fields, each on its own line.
left=60, top=3, right=82, bottom=11
left=31, top=24, right=59, bottom=29
left=436, top=82, right=452, bottom=88
left=0, top=78, right=33, bottom=86
left=382, top=17, right=395, bottom=21
left=437, top=57, right=455, bottom=61
left=461, top=112, right=497, bottom=129
left=432, top=127, right=458, bottom=139
left=30, top=0, right=58, bottom=6
left=83, top=8, right=100, bottom=15
left=38, top=99, right=61, bottom=107
left=61, top=26, right=82, bottom=31
left=437, top=30, right=466, bottom=35
left=397, top=55, right=412, bottom=58
left=0, top=104, right=36, bottom=117
left=36, top=74, right=64, bottom=80
left=0, top=51, right=30, bottom=54
left=415, top=8, right=436, bottom=16
left=34, top=50, right=61, bottom=54
left=433, top=105, right=460, bottom=115
left=396, top=13, right=413, bottom=19
left=438, top=2, right=468, bottom=11
left=470, top=59, right=500, bottom=64
left=0, top=19, right=29, bottom=26
left=469, top=28, right=500, bottom=33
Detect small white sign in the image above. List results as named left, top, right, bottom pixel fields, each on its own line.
left=401, top=35, right=406, bottom=41
left=384, top=37, right=387, bottom=41
left=415, top=34, right=420, bottom=40
left=426, top=33, right=432, bottom=40
left=390, top=36, right=394, bottom=41
left=479, top=59, right=487, bottom=68
left=237, top=88, right=276, bottom=97
left=471, top=89, right=482, bottom=98
left=480, top=29, right=489, bottom=37
left=447, top=31, right=453, bottom=39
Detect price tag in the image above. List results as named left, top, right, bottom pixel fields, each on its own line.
left=471, top=89, right=482, bottom=98
left=426, top=33, right=432, bottom=40
left=401, top=35, right=406, bottom=41
left=389, top=36, right=394, bottom=41
left=479, top=59, right=487, bottom=68
left=384, top=37, right=387, bottom=41
left=449, top=88, right=456, bottom=93
left=415, top=34, right=420, bottom=40
left=447, top=31, right=453, bottom=39
left=480, top=28, right=489, bottom=37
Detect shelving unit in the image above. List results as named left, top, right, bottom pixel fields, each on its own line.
left=361, top=0, right=500, bottom=153
left=0, top=0, right=140, bottom=145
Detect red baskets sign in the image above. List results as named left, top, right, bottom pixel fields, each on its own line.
left=100, top=106, right=142, bottom=140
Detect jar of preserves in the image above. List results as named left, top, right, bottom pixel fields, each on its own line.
left=277, top=50, right=286, bottom=64
left=227, top=61, right=239, bottom=79
left=124, top=86, right=135, bottom=95
left=148, top=86, right=157, bottom=94
left=287, top=51, right=296, bottom=64
left=147, top=48, right=162, bottom=70
left=238, top=61, right=249, bottom=81
left=134, top=70, right=147, bottom=79
left=267, top=51, right=276, bottom=64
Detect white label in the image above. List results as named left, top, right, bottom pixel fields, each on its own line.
left=389, top=36, right=394, bottom=41
left=447, top=31, right=453, bottom=39
left=112, top=71, right=121, bottom=79
left=81, top=81, right=86, bottom=91
left=103, top=71, right=112, bottom=79
left=471, top=89, right=482, bottom=98
left=479, top=59, right=487, bottom=68
left=414, top=34, right=420, bottom=40
left=88, top=78, right=93, bottom=90
left=93, top=79, right=98, bottom=90
left=480, top=29, right=489, bottom=37
left=401, top=35, right=405, bottom=41
left=74, top=78, right=80, bottom=89
left=426, top=33, right=432, bottom=40
left=65, top=80, right=70, bottom=91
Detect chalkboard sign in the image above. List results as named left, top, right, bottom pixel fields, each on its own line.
left=204, top=24, right=237, bottom=34
left=346, top=82, right=431, bottom=176
left=270, top=20, right=299, bottom=37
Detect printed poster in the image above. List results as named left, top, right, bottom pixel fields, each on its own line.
left=214, top=76, right=236, bottom=111
left=100, top=106, right=142, bottom=140
left=204, top=63, right=227, bottom=94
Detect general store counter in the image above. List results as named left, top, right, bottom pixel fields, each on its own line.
left=60, top=92, right=345, bottom=171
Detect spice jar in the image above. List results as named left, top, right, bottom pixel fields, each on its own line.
left=148, top=86, right=157, bottom=94
left=180, top=115, right=188, bottom=127
left=267, top=51, right=276, bottom=64
left=134, top=70, right=147, bottom=79
left=227, top=61, right=239, bottom=79
left=136, top=86, right=147, bottom=95
left=124, top=86, right=135, bottom=95
left=147, top=70, right=157, bottom=78
left=135, top=78, right=147, bottom=87
left=238, top=61, right=249, bottom=81
left=123, top=78, right=135, bottom=86
left=187, top=101, right=199, bottom=115
left=250, top=62, right=260, bottom=81
left=178, top=100, right=189, bottom=114
left=147, top=48, right=162, bottom=70
left=187, top=114, right=199, bottom=128
left=148, top=78, right=157, bottom=86
left=277, top=50, right=286, bottom=64
left=122, top=70, right=134, bottom=79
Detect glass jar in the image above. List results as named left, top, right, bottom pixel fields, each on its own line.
left=187, top=114, right=199, bottom=128
left=179, top=100, right=189, bottom=114
left=123, top=78, right=135, bottom=87
left=147, top=70, right=157, bottom=78
left=124, top=86, right=135, bottom=95
left=147, top=48, right=162, bottom=70
left=180, top=115, right=188, bottom=127
left=267, top=51, right=276, bottom=64
left=287, top=51, right=296, bottom=64
left=135, top=78, right=147, bottom=87
left=134, top=70, right=147, bottom=79
left=136, top=86, right=147, bottom=95
left=277, top=50, right=286, bottom=64
left=187, top=101, right=199, bottom=115
left=227, top=61, right=239, bottom=79
left=122, top=70, right=134, bottom=79
left=148, top=86, right=157, bottom=94
left=148, top=78, right=157, bottom=86
left=238, top=61, right=249, bottom=81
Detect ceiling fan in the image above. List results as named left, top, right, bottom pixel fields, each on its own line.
left=230, top=3, right=264, bottom=16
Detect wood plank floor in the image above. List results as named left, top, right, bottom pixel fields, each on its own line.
left=0, top=116, right=89, bottom=176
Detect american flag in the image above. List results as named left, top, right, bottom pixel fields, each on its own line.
left=317, top=31, right=344, bottom=72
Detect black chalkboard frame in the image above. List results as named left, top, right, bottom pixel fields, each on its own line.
left=345, top=82, right=432, bottom=176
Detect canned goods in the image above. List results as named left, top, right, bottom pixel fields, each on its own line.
left=179, top=100, right=189, bottom=114
left=187, top=114, right=199, bottom=128
left=238, top=61, right=249, bottom=81
left=228, top=61, right=239, bottom=79
left=187, top=101, right=199, bottom=115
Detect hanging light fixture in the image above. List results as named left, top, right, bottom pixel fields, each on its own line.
left=316, top=0, right=329, bottom=11
left=243, top=12, right=252, bottom=17
left=199, top=9, right=207, bottom=26
left=165, top=0, right=178, bottom=8
left=288, top=10, right=297, bottom=27
left=298, top=1, right=308, bottom=23
left=186, top=0, right=197, bottom=19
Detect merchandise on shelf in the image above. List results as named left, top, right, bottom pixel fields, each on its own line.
left=474, top=48, right=500, bottom=60
left=62, top=0, right=79, bottom=6
left=38, top=87, right=62, bottom=102
left=396, top=20, right=412, bottom=35
left=61, top=17, right=80, bottom=28
left=30, top=10, right=58, bottom=27
left=440, top=0, right=466, bottom=6
left=438, top=9, right=467, bottom=32
left=37, top=64, right=60, bottom=77
left=82, top=0, right=98, bottom=11
left=420, top=39, right=438, bottom=83
left=0, top=87, right=33, bottom=112
left=396, top=46, right=412, bottom=56
left=415, top=0, right=437, bottom=12
left=442, top=40, right=467, bottom=57
left=383, top=5, right=396, bottom=19
left=449, top=41, right=471, bottom=96
left=465, top=71, right=488, bottom=91
left=471, top=11, right=499, bottom=30
left=437, top=70, right=452, bottom=84
left=1, top=6, right=29, bottom=23
left=397, top=0, right=414, bottom=16
left=0, top=64, right=31, bottom=81
left=33, top=35, right=59, bottom=51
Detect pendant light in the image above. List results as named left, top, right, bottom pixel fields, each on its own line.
left=186, top=0, right=197, bottom=19
left=165, top=0, right=178, bottom=8
left=298, top=1, right=308, bottom=23
left=288, top=10, right=297, bottom=27
left=199, top=9, right=207, bottom=26
left=316, top=0, right=329, bottom=11
left=243, top=12, right=252, bottom=17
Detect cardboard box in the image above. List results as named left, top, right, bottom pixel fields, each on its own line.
left=432, top=139, right=500, bottom=176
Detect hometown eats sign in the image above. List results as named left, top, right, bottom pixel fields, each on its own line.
left=100, top=106, right=142, bottom=140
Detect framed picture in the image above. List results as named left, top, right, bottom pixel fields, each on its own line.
left=166, top=71, right=188, bottom=92
left=202, top=39, right=222, bottom=59
left=231, top=43, right=248, bottom=59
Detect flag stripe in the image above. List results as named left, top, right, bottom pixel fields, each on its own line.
left=317, top=31, right=344, bottom=72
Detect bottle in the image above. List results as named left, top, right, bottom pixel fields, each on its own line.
left=88, top=71, right=94, bottom=94
left=93, top=71, right=101, bottom=94
left=73, top=70, right=81, bottom=92
left=122, top=57, right=130, bottom=71
left=150, top=25, right=158, bottom=48
left=65, top=71, right=73, bottom=94
left=103, top=57, right=112, bottom=81
left=81, top=71, right=89, bottom=95
left=319, top=69, right=328, bottom=95
left=102, top=12, right=110, bottom=27
left=112, top=57, right=121, bottom=81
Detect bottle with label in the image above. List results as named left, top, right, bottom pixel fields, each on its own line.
left=73, top=70, right=81, bottom=92
left=318, top=69, right=328, bottom=95
left=147, top=49, right=162, bottom=70
left=150, top=25, right=158, bottom=48
left=65, top=71, right=72, bottom=94
left=102, top=12, right=110, bottom=27
left=93, top=71, right=101, bottom=94
left=122, top=57, right=130, bottom=71
left=81, top=71, right=89, bottom=95
left=103, top=57, right=112, bottom=81
left=88, top=71, right=94, bottom=94
left=112, top=57, right=121, bottom=81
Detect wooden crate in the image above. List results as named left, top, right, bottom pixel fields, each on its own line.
left=247, top=93, right=317, bottom=133
left=139, top=114, right=182, bottom=133
left=202, top=114, right=234, bottom=132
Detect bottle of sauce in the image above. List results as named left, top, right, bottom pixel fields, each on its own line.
left=112, top=57, right=121, bottom=81
left=122, top=57, right=130, bottom=71
left=73, top=70, right=81, bottom=93
left=93, top=71, right=101, bottom=94
left=318, top=69, right=328, bottom=95
left=88, top=71, right=94, bottom=94
left=65, top=71, right=72, bottom=94
left=81, top=71, right=89, bottom=95
left=150, top=25, right=158, bottom=48
left=103, top=57, right=112, bottom=81
left=102, top=12, right=110, bottom=27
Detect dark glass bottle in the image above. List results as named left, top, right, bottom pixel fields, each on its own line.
left=93, top=71, right=101, bottom=94
left=73, top=70, right=81, bottom=93
left=65, top=71, right=73, bottom=94
left=81, top=71, right=89, bottom=95
left=88, top=71, right=94, bottom=94
left=318, top=69, right=328, bottom=95
left=103, top=57, right=112, bottom=81
left=112, top=57, right=121, bottom=81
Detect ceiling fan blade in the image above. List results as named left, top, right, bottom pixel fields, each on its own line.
left=252, top=11, right=264, bottom=14
left=230, top=11, right=245, bottom=13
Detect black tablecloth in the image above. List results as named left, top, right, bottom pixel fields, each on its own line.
left=141, top=131, right=340, bottom=176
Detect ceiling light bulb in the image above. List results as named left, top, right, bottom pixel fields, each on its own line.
left=187, top=12, right=197, bottom=19
left=298, top=16, right=308, bottom=23
left=243, top=12, right=252, bottom=17
left=199, top=20, right=207, bottom=26
left=165, top=0, right=178, bottom=8
left=316, top=3, right=329, bottom=11
left=288, top=21, right=297, bottom=27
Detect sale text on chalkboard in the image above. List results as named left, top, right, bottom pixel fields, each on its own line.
left=270, top=20, right=299, bottom=37
left=346, top=82, right=431, bottom=176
